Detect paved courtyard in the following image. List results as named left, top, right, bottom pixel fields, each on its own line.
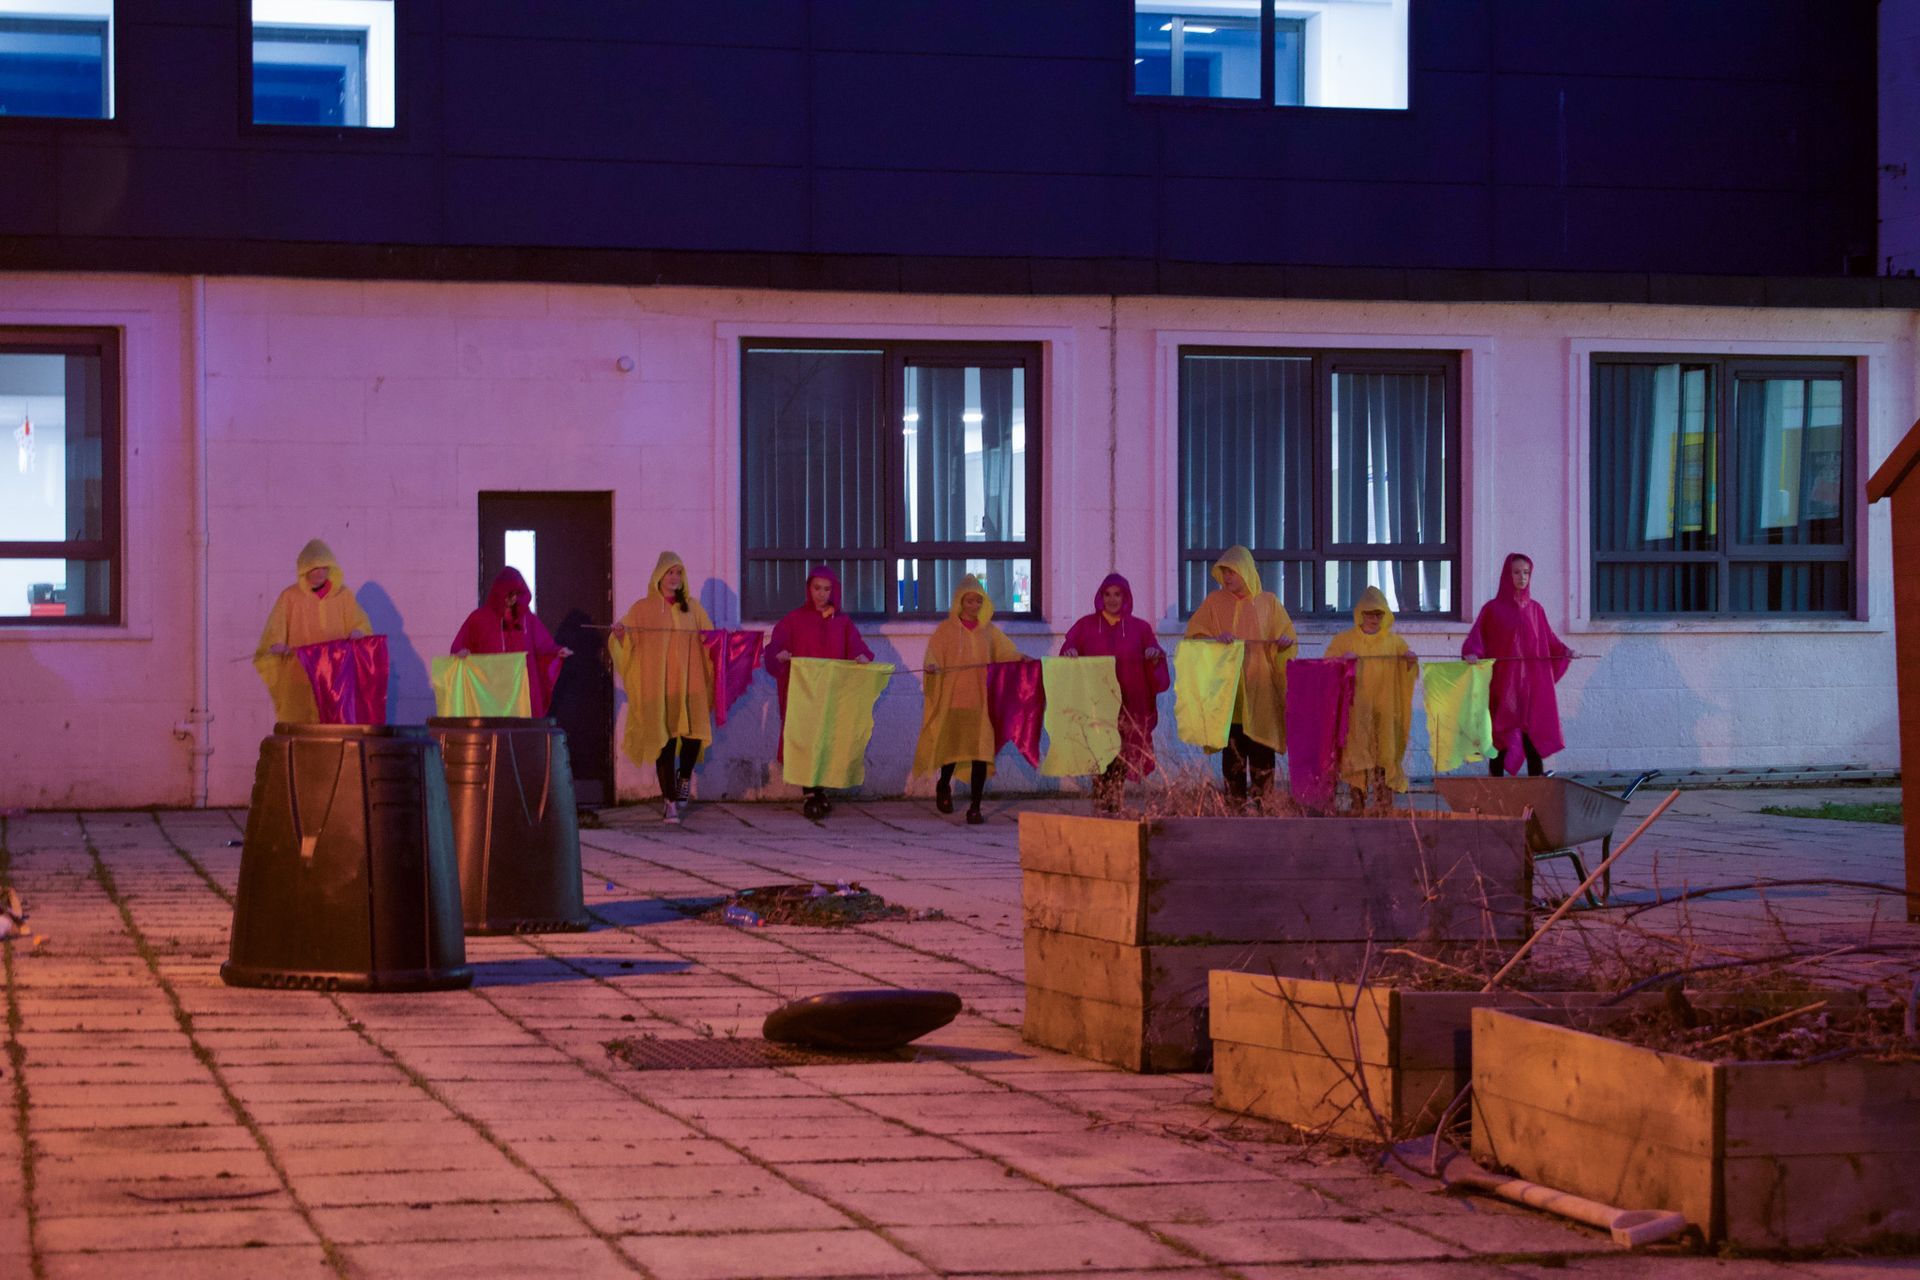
left=0, top=787, right=1912, bottom=1279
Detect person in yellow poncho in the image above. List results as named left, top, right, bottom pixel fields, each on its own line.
left=1325, top=585, right=1418, bottom=810
left=913, top=574, right=1021, bottom=825
left=253, top=538, right=373, bottom=724
left=609, top=551, right=714, bottom=825
left=1185, top=546, right=1297, bottom=803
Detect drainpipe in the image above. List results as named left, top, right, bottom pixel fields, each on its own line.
left=173, top=276, right=214, bottom=806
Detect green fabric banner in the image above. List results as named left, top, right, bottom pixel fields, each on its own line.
left=1039, top=656, right=1123, bottom=777
left=1421, top=660, right=1494, bottom=773
left=430, top=653, right=531, bottom=718
left=782, top=657, right=894, bottom=788
left=1173, top=639, right=1243, bottom=751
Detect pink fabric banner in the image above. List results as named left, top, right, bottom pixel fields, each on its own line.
left=1284, top=657, right=1354, bottom=812
left=987, top=657, right=1045, bottom=768
left=527, top=651, right=565, bottom=719
left=701, top=629, right=765, bottom=728
left=296, top=635, right=390, bottom=726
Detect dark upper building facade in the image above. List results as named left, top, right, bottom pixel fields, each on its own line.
left=0, top=0, right=1893, bottom=303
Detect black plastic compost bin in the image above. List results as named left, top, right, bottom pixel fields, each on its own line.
left=428, top=717, right=589, bottom=934
left=222, top=723, right=471, bottom=992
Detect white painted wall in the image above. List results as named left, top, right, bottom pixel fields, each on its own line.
left=0, top=273, right=1906, bottom=807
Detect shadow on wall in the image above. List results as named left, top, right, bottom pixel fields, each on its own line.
left=1580, top=636, right=1718, bottom=773
left=357, top=581, right=433, bottom=725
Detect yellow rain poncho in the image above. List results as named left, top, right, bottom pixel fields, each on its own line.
left=911, top=574, right=1021, bottom=777
left=1324, top=585, right=1418, bottom=793
left=253, top=538, right=373, bottom=724
left=609, top=551, right=715, bottom=770
left=1183, top=547, right=1297, bottom=752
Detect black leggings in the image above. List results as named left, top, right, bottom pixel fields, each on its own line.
left=1490, top=734, right=1546, bottom=777
left=938, top=761, right=989, bottom=809
left=1221, top=725, right=1275, bottom=799
left=655, top=738, right=699, bottom=796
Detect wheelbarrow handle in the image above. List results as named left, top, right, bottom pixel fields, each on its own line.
left=1619, top=770, right=1659, bottom=802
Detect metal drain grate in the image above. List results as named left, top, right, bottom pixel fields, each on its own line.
left=604, top=1036, right=913, bottom=1071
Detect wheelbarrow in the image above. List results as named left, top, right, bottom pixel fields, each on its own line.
left=1432, top=772, right=1657, bottom=908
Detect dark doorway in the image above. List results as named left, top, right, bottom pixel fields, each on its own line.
left=477, top=492, right=615, bottom=804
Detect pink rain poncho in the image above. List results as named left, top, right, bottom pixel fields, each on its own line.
left=764, top=565, right=875, bottom=757
left=1462, top=553, right=1574, bottom=773
left=451, top=567, right=565, bottom=717
left=1061, top=573, right=1170, bottom=778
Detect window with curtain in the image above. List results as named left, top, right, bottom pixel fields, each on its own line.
left=250, top=0, right=395, bottom=129
left=0, top=329, right=120, bottom=625
left=1591, top=356, right=1854, bottom=616
left=1132, top=1, right=1408, bottom=109
left=741, top=342, right=1040, bottom=620
left=1178, top=347, right=1459, bottom=618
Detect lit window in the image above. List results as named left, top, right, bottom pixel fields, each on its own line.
left=1133, top=0, right=1408, bottom=110
left=0, top=330, right=120, bottom=625
left=0, top=1, right=112, bottom=120
left=251, top=0, right=393, bottom=128
left=741, top=343, right=1042, bottom=620
left=1178, top=348, right=1458, bottom=617
left=1591, top=357, right=1855, bottom=616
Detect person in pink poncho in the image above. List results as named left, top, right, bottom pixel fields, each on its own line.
left=451, top=567, right=571, bottom=717
left=1462, top=553, right=1575, bottom=776
left=1060, top=573, right=1168, bottom=813
left=765, top=565, right=874, bottom=822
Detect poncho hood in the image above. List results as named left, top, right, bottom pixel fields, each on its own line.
left=484, top=566, right=533, bottom=623
left=948, top=573, right=995, bottom=626
left=1496, top=552, right=1534, bottom=610
left=805, top=564, right=844, bottom=614
left=295, top=538, right=344, bottom=596
left=1093, top=572, right=1136, bottom=618
left=1211, top=546, right=1262, bottom=596
left=650, top=550, right=689, bottom=603
left=1352, top=584, right=1396, bottom=632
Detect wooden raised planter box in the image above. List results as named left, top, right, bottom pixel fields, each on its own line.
left=1020, top=812, right=1531, bottom=1072
left=1209, top=973, right=1629, bottom=1139
left=1472, top=1007, right=1920, bottom=1248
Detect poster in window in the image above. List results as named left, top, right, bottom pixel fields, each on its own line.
left=1805, top=447, right=1842, bottom=522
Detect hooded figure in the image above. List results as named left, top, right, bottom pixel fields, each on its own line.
left=451, top=567, right=566, bottom=717
left=1061, top=573, right=1169, bottom=781
left=609, top=551, right=715, bottom=813
left=912, top=574, right=1021, bottom=817
left=1185, top=546, right=1297, bottom=753
left=254, top=538, right=373, bottom=724
left=1462, top=552, right=1573, bottom=775
left=1325, top=585, right=1418, bottom=797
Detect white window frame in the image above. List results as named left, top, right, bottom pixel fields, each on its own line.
left=0, top=0, right=115, bottom=119
left=251, top=0, right=393, bottom=129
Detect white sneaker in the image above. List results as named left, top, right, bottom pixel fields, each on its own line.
left=662, top=801, right=680, bottom=825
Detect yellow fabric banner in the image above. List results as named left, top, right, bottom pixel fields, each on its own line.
left=782, top=657, right=894, bottom=789
left=1173, top=639, right=1244, bottom=751
left=1422, top=660, right=1495, bottom=773
left=430, top=653, right=532, bottom=718
left=1039, top=656, right=1123, bottom=777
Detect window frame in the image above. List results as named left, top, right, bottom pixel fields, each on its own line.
left=1588, top=352, right=1858, bottom=620
left=0, top=325, right=122, bottom=628
left=1127, top=1, right=1407, bottom=111
left=1177, top=344, right=1462, bottom=620
left=0, top=4, right=115, bottom=124
left=240, top=0, right=399, bottom=138
left=738, top=338, right=1045, bottom=623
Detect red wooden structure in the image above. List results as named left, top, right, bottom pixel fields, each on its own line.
left=1867, top=419, right=1920, bottom=921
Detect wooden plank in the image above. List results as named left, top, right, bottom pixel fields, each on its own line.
left=1023, top=930, right=1148, bottom=1007
left=1022, top=986, right=1145, bottom=1072
left=1021, top=869, right=1142, bottom=944
left=1393, top=991, right=1636, bottom=1072
left=1145, top=943, right=1369, bottom=1072
left=1143, top=817, right=1531, bottom=944
left=1018, top=813, right=1146, bottom=882
left=1207, top=972, right=1393, bottom=1065
left=1212, top=1041, right=1399, bottom=1139
left=1723, top=1059, right=1920, bottom=1157
left=1722, top=1151, right=1920, bottom=1249
left=1472, top=1009, right=1721, bottom=1239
